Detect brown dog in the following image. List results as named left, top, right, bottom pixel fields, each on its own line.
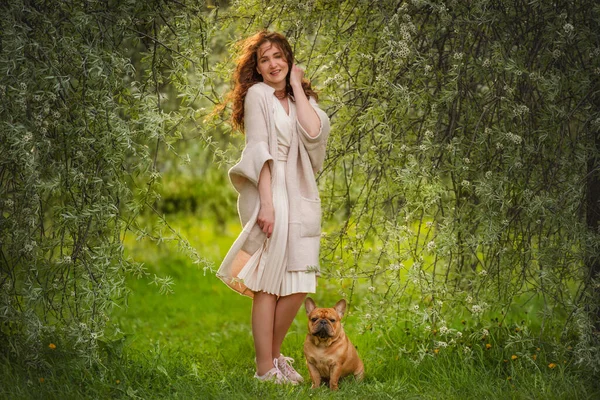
left=303, top=298, right=364, bottom=390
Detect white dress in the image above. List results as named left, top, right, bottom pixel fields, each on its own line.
left=237, top=96, right=318, bottom=296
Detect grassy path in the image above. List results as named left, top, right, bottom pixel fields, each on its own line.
left=108, top=217, right=596, bottom=399
left=1, top=215, right=597, bottom=399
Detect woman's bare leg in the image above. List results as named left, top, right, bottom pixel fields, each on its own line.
left=252, top=291, right=278, bottom=375
left=271, top=292, right=307, bottom=358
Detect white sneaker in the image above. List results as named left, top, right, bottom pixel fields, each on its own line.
left=254, top=359, right=289, bottom=384
left=277, top=354, right=303, bottom=384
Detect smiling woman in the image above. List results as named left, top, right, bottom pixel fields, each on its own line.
left=215, top=30, right=330, bottom=384
left=256, top=42, right=289, bottom=93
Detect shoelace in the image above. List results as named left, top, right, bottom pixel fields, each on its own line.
left=271, top=358, right=286, bottom=381
left=278, top=355, right=296, bottom=375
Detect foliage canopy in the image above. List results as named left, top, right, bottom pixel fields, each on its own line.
left=1, top=0, right=599, bottom=375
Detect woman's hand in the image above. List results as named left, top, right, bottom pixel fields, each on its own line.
left=289, top=64, right=304, bottom=88
left=257, top=203, right=275, bottom=238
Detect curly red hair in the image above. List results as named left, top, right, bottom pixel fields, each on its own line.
left=223, top=31, right=318, bottom=132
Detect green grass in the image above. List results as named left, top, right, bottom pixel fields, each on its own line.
left=1, top=214, right=598, bottom=399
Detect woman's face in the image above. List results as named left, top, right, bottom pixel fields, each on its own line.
left=256, top=41, right=289, bottom=90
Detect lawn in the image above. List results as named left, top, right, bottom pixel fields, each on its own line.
left=1, top=214, right=598, bottom=399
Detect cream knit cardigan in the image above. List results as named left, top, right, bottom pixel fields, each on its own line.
left=217, top=82, right=330, bottom=295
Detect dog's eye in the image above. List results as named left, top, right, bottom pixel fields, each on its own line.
left=311, top=318, right=318, bottom=322
left=329, top=319, right=336, bottom=323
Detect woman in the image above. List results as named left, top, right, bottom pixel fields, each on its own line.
left=217, top=31, right=330, bottom=384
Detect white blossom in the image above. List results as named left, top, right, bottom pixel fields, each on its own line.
left=563, top=23, right=574, bottom=34
left=396, top=41, right=411, bottom=58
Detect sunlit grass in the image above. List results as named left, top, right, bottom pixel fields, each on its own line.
left=1, top=213, right=597, bottom=399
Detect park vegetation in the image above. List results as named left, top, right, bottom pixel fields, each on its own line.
left=1, top=0, right=599, bottom=397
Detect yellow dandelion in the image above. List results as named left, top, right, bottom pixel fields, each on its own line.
left=548, top=363, right=557, bottom=369
left=48, top=343, right=56, bottom=350
left=116, top=380, right=121, bottom=384
left=485, top=343, right=492, bottom=350
left=39, top=378, right=45, bottom=383
left=511, top=355, right=518, bottom=361
left=432, top=329, right=438, bottom=335
left=433, top=348, right=439, bottom=354
left=532, top=354, right=537, bottom=361
left=536, top=347, right=541, bottom=351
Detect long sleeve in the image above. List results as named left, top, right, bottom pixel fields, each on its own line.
left=296, top=97, right=330, bottom=173
left=229, top=85, right=274, bottom=193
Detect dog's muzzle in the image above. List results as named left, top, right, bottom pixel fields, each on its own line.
left=313, top=320, right=332, bottom=338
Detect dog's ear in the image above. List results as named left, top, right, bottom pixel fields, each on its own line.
left=305, top=297, right=316, bottom=315
left=334, top=299, right=347, bottom=319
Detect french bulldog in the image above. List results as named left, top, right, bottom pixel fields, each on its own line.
left=303, top=297, right=364, bottom=390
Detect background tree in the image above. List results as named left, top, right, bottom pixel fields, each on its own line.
left=0, top=0, right=210, bottom=367
left=218, top=0, right=600, bottom=370
left=2, top=0, right=599, bottom=379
